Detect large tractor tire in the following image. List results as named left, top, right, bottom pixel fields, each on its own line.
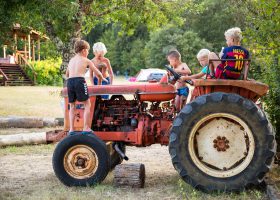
left=52, top=133, right=110, bottom=186
left=169, top=92, right=276, bottom=192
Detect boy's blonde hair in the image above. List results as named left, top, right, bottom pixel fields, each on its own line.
left=197, top=49, right=210, bottom=59
left=224, top=27, right=243, bottom=42
left=92, top=42, right=107, bottom=54
left=74, top=40, right=90, bottom=53
left=167, top=50, right=181, bottom=60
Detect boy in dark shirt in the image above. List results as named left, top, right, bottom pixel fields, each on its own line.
left=215, top=27, right=250, bottom=79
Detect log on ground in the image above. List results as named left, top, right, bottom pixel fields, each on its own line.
left=0, top=132, right=47, bottom=147
left=0, top=117, right=44, bottom=128
left=114, top=163, right=145, bottom=188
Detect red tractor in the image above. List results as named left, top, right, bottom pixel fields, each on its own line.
left=52, top=60, right=276, bottom=192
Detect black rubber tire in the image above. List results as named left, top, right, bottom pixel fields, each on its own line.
left=109, top=143, right=126, bottom=170
left=52, top=133, right=110, bottom=186
left=169, top=92, right=276, bottom=192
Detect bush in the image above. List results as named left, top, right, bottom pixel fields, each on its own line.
left=257, top=55, right=280, bottom=147
left=29, top=58, right=63, bottom=86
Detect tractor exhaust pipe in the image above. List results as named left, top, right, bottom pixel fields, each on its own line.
left=114, top=143, right=129, bottom=161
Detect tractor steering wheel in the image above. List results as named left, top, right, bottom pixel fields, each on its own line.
left=164, top=65, right=193, bottom=85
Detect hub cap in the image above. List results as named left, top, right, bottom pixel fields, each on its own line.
left=64, top=145, right=99, bottom=179
left=188, top=113, right=255, bottom=178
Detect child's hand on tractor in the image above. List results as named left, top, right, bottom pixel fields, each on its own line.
left=102, top=77, right=109, bottom=83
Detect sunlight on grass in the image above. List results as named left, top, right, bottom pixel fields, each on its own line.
left=0, top=144, right=55, bottom=156
left=0, top=78, right=131, bottom=118
left=0, top=86, right=63, bottom=118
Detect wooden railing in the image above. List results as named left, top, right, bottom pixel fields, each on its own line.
left=0, top=67, right=9, bottom=86
left=15, top=52, right=37, bottom=84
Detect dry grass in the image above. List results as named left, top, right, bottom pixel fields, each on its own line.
left=0, top=86, right=64, bottom=118
left=0, top=76, right=132, bottom=118
left=0, top=144, right=269, bottom=200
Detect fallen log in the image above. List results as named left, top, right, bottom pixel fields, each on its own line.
left=0, top=132, right=46, bottom=147
left=0, top=130, right=65, bottom=147
left=0, top=117, right=63, bottom=128
left=0, top=117, right=44, bottom=128
left=114, top=163, right=145, bottom=188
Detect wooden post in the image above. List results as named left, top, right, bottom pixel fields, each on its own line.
left=32, top=40, right=35, bottom=61
left=24, top=37, right=27, bottom=60
left=3, top=45, right=7, bottom=58
left=37, top=38, right=41, bottom=61
left=114, top=163, right=145, bottom=188
left=28, top=34, right=31, bottom=60
left=14, top=32, right=17, bottom=56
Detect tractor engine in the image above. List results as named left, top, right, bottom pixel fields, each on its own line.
left=92, top=95, right=175, bottom=134
left=93, top=96, right=139, bottom=132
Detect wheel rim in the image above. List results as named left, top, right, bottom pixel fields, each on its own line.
left=188, top=113, right=255, bottom=178
left=63, top=145, right=99, bottom=179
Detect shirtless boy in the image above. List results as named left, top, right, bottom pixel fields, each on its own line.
left=167, top=50, right=191, bottom=111
left=66, top=40, right=107, bottom=134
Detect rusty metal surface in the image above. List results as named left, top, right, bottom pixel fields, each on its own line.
left=61, top=83, right=176, bottom=98
left=46, top=130, right=67, bottom=143
left=192, top=79, right=269, bottom=97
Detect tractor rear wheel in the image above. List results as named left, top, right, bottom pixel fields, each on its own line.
left=169, top=92, right=276, bottom=192
left=52, top=133, right=110, bottom=186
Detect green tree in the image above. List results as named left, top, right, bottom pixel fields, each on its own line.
left=184, top=0, right=247, bottom=51
left=240, top=0, right=280, bottom=144
left=0, top=0, right=197, bottom=83
left=145, top=26, right=211, bottom=72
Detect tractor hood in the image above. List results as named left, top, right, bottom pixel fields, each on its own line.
left=61, top=83, right=176, bottom=102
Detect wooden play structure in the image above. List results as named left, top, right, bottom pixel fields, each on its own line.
left=0, top=23, right=48, bottom=86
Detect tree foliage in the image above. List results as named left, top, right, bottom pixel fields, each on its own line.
left=145, top=26, right=211, bottom=72
left=240, top=0, right=280, bottom=142
left=185, top=0, right=247, bottom=51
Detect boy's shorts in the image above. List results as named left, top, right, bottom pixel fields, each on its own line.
left=93, top=76, right=110, bottom=100
left=67, top=77, right=89, bottom=103
left=177, top=87, right=189, bottom=97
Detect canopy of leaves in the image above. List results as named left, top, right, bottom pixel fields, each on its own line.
left=240, top=0, right=280, bottom=141
left=145, top=26, right=211, bottom=72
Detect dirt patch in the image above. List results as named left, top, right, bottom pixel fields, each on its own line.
left=0, top=144, right=181, bottom=200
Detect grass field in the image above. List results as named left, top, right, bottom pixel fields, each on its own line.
left=0, top=76, right=130, bottom=118
left=0, top=86, right=64, bottom=118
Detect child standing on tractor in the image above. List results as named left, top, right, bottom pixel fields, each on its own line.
left=167, top=50, right=191, bottom=111
left=89, top=42, right=114, bottom=99
left=180, top=49, right=220, bottom=81
left=66, top=40, right=107, bottom=135
left=215, top=27, right=250, bottom=79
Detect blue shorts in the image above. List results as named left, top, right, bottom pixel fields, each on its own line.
left=93, top=77, right=110, bottom=99
left=177, top=87, right=189, bottom=97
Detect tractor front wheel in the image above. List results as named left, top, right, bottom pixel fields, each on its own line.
left=52, top=133, right=110, bottom=186
left=169, top=92, right=276, bottom=192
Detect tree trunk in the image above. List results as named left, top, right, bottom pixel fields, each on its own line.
left=60, top=38, right=77, bottom=86
left=114, top=163, right=145, bottom=188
